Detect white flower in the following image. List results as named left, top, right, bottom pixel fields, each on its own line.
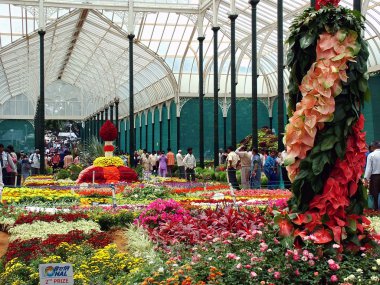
left=8, top=219, right=100, bottom=242
left=356, top=268, right=363, bottom=274
left=371, top=276, right=379, bottom=282
left=332, top=244, right=340, bottom=249
left=377, top=259, right=380, bottom=266
left=158, top=267, right=164, bottom=273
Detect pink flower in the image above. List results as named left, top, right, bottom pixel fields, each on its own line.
left=236, top=263, right=242, bottom=270
left=302, top=250, right=309, bottom=256
left=329, top=263, right=340, bottom=271
left=332, top=244, right=340, bottom=249
left=293, top=254, right=300, bottom=261
left=308, top=260, right=315, bottom=267
left=295, top=269, right=300, bottom=276
left=245, top=265, right=252, bottom=269
left=330, top=275, right=338, bottom=282
left=250, top=271, right=257, bottom=278
left=301, top=256, right=308, bottom=262
left=226, top=253, right=237, bottom=260
left=327, top=259, right=335, bottom=265
left=308, top=253, right=314, bottom=259
left=274, top=272, right=281, bottom=279
left=259, top=242, right=268, bottom=252
left=314, top=272, right=319, bottom=276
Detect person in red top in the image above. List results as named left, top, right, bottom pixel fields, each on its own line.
left=52, top=152, right=61, bottom=172
left=166, top=148, right=175, bottom=177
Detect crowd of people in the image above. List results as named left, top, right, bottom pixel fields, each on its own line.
left=0, top=144, right=80, bottom=191
left=128, top=148, right=197, bottom=181
left=219, top=146, right=290, bottom=190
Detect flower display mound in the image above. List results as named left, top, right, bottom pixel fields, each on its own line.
left=283, top=1, right=375, bottom=249
left=239, top=127, right=278, bottom=150
left=76, top=164, right=138, bottom=184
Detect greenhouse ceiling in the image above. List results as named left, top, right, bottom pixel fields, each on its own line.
left=0, top=0, right=379, bottom=119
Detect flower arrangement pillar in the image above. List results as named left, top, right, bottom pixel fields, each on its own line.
left=99, top=120, right=117, bottom=156
left=279, top=0, right=373, bottom=248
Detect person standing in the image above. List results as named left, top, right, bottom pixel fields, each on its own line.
left=29, top=149, right=41, bottom=175
left=250, top=148, right=262, bottom=189
left=149, top=151, right=158, bottom=175
left=141, top=151, right=151, bottom=180
left=5, top=145, right=17, bottom=186
left=264, top=150, right=279, bottom=189
left=235, top=146, right=252, bottom=189
left=158, top=151, right=168, bottom=177
left=21, top=154, right=31, bottom=183
left=166, top=148, right=175, bottom=177
left=226, top=146, right=240, bottom=190
left=52, top=152, right=60, bottom=172
left=0, top=144, right=17, bottom=186
left=364, top=141, right=380, bottom=210
left=176, top=150, right=185, bottom=179
left=63, top=151, right=73, bottom=169
left=183, top=148, right=196, bottom=181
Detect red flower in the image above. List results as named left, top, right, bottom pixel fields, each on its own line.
left=315, top=0, right=340, bottom=10
left=99, top=120, right=117, bottom=141
left=103, top=145, right=115, bottom=152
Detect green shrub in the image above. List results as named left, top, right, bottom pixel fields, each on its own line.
left=56, top=169, right=70, bottom=180
left=68, top=164, right=83, bottom=180
left=94, top=210, right=135, bottom=231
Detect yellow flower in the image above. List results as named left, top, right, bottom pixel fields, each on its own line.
left=93, top=157, right=124, bottom=167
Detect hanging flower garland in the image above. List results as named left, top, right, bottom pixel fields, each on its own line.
left=279, top=1, right=373, bottom=248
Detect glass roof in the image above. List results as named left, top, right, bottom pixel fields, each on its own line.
left=0, top=0, right=379, bottom=119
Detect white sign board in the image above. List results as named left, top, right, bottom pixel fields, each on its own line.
left=39, top=263, right=74, bottom=285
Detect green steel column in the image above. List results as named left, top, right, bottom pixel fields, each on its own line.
left=96, top=113, right=100, bottom=138
left=277, top=0, right=285, bottom=151
left=38, top=30, right=46, bottom=174
left=125, top=119, right=128, bottom=154
left=223, top=117, right=227, bottom=150
left=212, top=26, right=220, bottom=168
left=145, top=123, right=148, bottom=150
left=110, top=103, right=114, bottom=126
left=250, top=0, right=260, bottom=150
left=93, top=115, right=96, bottom=139
left=176, top=117, right=180, bottom=151
left=168, top=118, right=171, bottom=149
left=353, top=0, right=361, bottom=12
left=159, top=120, right=162, bottom=151
left=229, top=14, right=238, bottom=148
left=198, top=35, right=205, bottom=168
left=140, top=125, right=142, bottom=150
left=115, top=98, right=120, bottom=151
left=152, top=120, right=155, bottom=151
left=311, top=0, right=316, bottom=7
left=105, top=107, right=109, bottom=121
left=100, top=110, right=104, bottom=127
left=128, top=34, right=135, bottom=156
left=269, top=117, right=273, bottom=130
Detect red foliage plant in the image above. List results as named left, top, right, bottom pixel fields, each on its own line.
left=14, top=212, right=89, bottom=225
left=316, top=0, right=340, bottom=10
left=4, top=230, right=113, bottom=264
left=99, top=120, right=118, bottom=141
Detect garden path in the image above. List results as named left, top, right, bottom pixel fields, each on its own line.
left=0, top=232, right=9, bottom=258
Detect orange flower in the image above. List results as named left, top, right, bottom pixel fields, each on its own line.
left=285, top=30, right=359, bottom=182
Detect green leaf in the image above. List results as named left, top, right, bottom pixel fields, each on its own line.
left=300, top=33, right=315, bottom=49
left=321, top=136, right=338, bottom=151
left=358, top=77, right=368, bottom=93
left=312, top=153, right=329, bottom=175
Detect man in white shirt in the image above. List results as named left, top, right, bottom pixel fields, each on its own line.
left=176, top=150, right=185, bottom=179
left=364, top=141, right=380, bottom=210
left=227, top=146, right=240, bottom=190
left=235, top=146, right=252, bottom=189
left=29, top=149, right=41, bottom=175
left=183, top=148, right=196, bottom=181
left=149, top=151, right=158, bottom=175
